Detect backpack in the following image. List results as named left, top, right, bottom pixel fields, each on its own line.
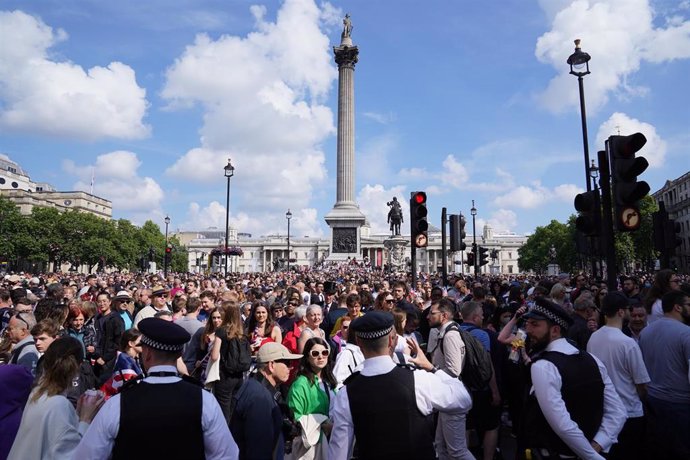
left=439, top=322, right=493, bottom=391
left=218, top=329, right=251, bottom=376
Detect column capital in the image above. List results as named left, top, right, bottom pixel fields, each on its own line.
left=334, top=45, right=359, bottom=69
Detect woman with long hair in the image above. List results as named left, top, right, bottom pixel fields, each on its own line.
left=192, top=306, right=224, bottom=379
left=287, top=337, right=337, bottom=459
left=8, top=337, right=104, bottom=460
left=100, top=328, right=143, bottom=397
left=211, top=301, right=250, bottom=424
left=374, top=291, right=395, bottom=312
left=643, top=269, right=680, bottom=323
left=247, top=302, right=282, bottom=354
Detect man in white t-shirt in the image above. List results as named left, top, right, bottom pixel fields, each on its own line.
left=587, top=291, right=650, bottom=460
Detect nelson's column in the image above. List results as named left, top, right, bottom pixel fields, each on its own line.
left=325, top=14, right=367, bottom=260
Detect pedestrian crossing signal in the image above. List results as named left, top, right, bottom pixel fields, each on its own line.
left=410, top=192, right=428, bottom=248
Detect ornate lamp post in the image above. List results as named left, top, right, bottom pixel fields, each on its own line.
left=223, top=159, right=235, bottom=277
left=471, top=200, right=477, bottom=276
left=163, top=215, right=170, bottom=277
left=286, top=209, right=292, bottom=272
left=567, top=39, right=592, bottom=193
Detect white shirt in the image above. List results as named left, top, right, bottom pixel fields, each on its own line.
left=333, top=342, right=364, bottom=389
left=328, top=355, right=472, bottom=460
left=530, top=338, right=627, bottom=460
left=587, top=326, right=650, bottom=418
left=73, top=365, right=238, bottom=460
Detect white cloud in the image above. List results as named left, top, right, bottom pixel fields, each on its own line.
left=493, top=182, right=584, bottom=209
left=181, top=201, right=324, bottom=238
left=357, top=184, right=408, bottom=234
left=362, top=111, right=396, bottom=124
left=595, top=112, right=667, bottom=168
left=0, top=10, right=149, bottom=140
left=63, top=151, right=164, bottom=213
left=536, top=0, right=690, bottom=114
left=439, top=155, right=470, bottom=189
left=487, top=209, right=518, bottom=232
left=163, top=0, right=338, bottom=222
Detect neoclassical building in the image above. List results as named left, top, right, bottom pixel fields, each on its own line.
left=177, top=223, right=526, bottom=275
left=0, top=156, right=111, bottom=219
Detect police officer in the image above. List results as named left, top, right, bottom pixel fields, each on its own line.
left=523, top=297, right=626, bottom=460
left=328, top=311, right=472, bottom=460
left=75, top=318, right=238, bottom=459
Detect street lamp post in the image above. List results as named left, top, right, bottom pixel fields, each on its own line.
left=568, top=39, right=597, bottom=277
left=286, top=209, right=292, bottom=272
left=471, top=200, right=477, bottom=276
left=568, top=39, right=592, bottom=194
left=223, top=159, right=235, bottom=277
left=163, top=215, right=170, bottom=277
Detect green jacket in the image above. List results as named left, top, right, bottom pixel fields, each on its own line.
left=287, top=374, right=334, bottom=420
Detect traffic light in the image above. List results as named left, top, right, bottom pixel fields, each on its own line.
left=573, top=190, right=601, bottom=236
left=608, top=133, right=649, bottom=232
left=409, top=191, right=428, bottom=248
left=165, top=243, right=172, bottom=264
left=449, top=214, right=467, bottom=252
left=478, top=246, right=489, bottom=266
left=466, top=252, right=475, bottom=267
left=664, top=217, right=682, bottom=254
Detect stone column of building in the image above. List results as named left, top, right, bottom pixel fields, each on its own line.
left=324, top=15, right=366, bottom=260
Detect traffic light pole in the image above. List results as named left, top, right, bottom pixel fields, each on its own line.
left=441, top=207, right=448, bottom=287
left=598, top=149, right=617, bottom=290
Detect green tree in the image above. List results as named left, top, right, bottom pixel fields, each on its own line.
left=518, top=220, right=578, bottom=273
left=0, top=196, right=26, bottom=264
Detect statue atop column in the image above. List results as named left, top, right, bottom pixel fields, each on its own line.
left=387, top=197, right=403, bottom=236
left=342, top=14, right=352, bottom=40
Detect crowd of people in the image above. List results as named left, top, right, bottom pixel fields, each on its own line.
left=0, top=265, right=688, bottom=460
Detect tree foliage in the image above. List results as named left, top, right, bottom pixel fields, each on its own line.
left=0, top=196, right=188, bottom=272
left=519, top=195, right=659, bottom=274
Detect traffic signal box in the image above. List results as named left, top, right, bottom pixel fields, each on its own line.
left=165, top=244, right=172, bottom=264
left=449, top=214, right=467, bottom=252
left=410, top=192, right=429, bottom=248
left=653, top=202, right=682, bottom=259
left=466, top=252, right=475, bottom=267
left=608, top=133, right=649, bottom=232
left=574, top=190, right=601, bottom=236
left=478, top=246, right=489, bottom=266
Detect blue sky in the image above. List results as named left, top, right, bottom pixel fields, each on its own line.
left=1, top=0, right=689, bottom=238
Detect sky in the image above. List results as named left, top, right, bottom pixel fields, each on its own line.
left=1, top=0, right=689, bottom=239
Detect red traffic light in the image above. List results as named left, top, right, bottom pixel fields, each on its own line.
left=413, top=192, right=426, bottom=204
left=165, top=246, right=172, bottom=253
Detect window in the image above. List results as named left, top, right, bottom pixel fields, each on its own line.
left=36, top=186, right=43, bottom=192
left=11, top=182, right=18, bottom=188
left=508, top=265, right=514, bottom=273
left=0, top=177, right=5, bottom=184
left=7, top=167, right=16, bottom=173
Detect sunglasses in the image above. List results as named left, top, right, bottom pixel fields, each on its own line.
left=385, top=298, right=394, bottom=302
left=310, top=349, right=330, bottom=358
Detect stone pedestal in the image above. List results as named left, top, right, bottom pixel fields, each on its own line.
left=547, top=263, right=560, bottom=276
left=384, top=235, right=409, bottom=273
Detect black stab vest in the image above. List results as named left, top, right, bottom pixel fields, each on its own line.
left=525, top=350, right=604, bottom=456
left=112, top=380, right=204, bottom=460
left=345, top=365, right=435, bottom=460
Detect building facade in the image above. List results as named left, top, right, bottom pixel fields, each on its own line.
left=653, top=171, right=690, bottom=272
left=178, top=223, right=527, bottom=275
left=0, top=156, right=112, bottom=219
